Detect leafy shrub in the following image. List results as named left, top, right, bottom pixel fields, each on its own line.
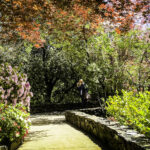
left=106, top=90, right=150, bottom=138
left=0, top=63, right=33, bottom=110
left=0, top=103, right=31, bottom=146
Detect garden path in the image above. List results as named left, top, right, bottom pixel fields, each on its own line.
left=18, top=113, right=108, bottom=150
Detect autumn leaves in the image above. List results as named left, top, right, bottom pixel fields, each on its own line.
left=0, top=0, right=149, bottom=47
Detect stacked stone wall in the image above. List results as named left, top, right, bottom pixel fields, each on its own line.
left=65, top=111, right=150, bottom=150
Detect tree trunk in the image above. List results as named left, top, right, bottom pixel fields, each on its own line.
left=45, top=85, right=53, bottom=103
left=42, top=46, right=51, bottom=103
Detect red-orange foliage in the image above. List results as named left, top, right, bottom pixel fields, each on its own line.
left=115, top=28, right=121, bottom=34
left=0, top=0, right=149, bottom=46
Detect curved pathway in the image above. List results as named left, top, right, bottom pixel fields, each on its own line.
left=18, top=113, right=108, bottom=150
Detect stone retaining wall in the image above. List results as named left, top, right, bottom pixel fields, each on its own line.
left=80, top=107, right=106, bottom=117
left=65, top=110, right=150, bottom=150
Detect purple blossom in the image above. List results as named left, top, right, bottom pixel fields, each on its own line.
left=22, top=82, right=26, bottom=86
left=6, top=80, right=10, bottom=84
left=0, top=86, right=4, bottom=93
left=12, top=99, right=17, bottom=106
left=26, top=96, right=30, bottom=107
left=25, top=82, right=30, bottom=90
left=21, top=99, right=24, bottom=105
left=7, top=89, right=12, bottom=97
left=18, top=87, right=24, bottom=97
left=0, top=64, right=32, bottom=109
left=26, top=96, right=30, bottom=103
left=30, top=92, right=33, bottom=97
left=4, top=100, right=7, bottom=105
left=10, top=87, right=14, bottom=91
left=0, top=77, right=4, bottom=80
left=8, top=65, right=13, bottom=73
left=6, top=93, right=10, bottom=98
left=21, top=91, right=27, bottom=100
left=12, top=74, right=18, bottom=84
left=4, top=95, right=8, bottom=99
left=1, top=95, right=4, bottom=100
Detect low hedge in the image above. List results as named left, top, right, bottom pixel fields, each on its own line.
left=0, top=104, right=31, bottom=147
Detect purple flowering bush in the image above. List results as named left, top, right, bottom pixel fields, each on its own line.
left=0, top=63, right=33, bottom=111
left=0, top=63, right=33, bottom=146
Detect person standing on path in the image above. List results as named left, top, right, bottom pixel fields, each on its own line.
left=77, top=79, right=89, bottom=106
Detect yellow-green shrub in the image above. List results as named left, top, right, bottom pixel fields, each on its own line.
left=106, top=90, right=150, bottom=138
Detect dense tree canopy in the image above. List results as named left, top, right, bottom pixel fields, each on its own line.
left=0, top=0, right=149, bottom=47
left=0, top=0, right=149, bottom=104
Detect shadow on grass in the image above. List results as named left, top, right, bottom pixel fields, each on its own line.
left=25, top=116, right=66, bottom=141
left=31, top=119, right=66, bottom=126
left=31, top=114, right=66, bottom=126
left=24, top=130, right=51, bottom=142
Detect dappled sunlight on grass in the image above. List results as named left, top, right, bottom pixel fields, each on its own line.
left=18, top=114, right=106, bottom=150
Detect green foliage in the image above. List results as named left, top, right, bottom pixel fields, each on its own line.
left=106, top=90, right=150, bottom=138
left=0, top=104, right=31, bottom=146
left=0, top=27, right=149, bottom=105
left=0, top=43, right=30, bottom=71
left=86, top=28, right=150, bottom=100
left=27, top=44, right=80, bottom=104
